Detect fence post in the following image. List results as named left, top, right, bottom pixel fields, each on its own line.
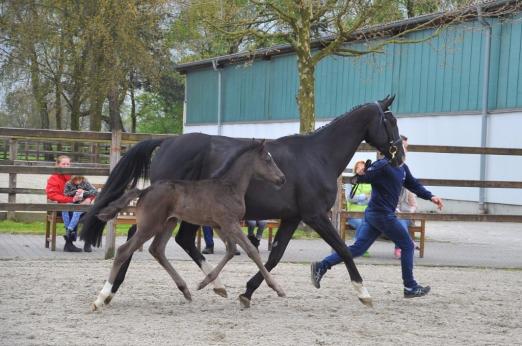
left=7, top=138, right=18, bottom=220
left=105, top=130, right=122, bottom=259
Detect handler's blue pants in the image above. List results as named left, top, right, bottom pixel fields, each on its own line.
left=322, top=210, right=417, bottom=288
left=202, top=226, right=214, bottom=248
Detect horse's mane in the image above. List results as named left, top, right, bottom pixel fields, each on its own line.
left=282, top=103, right=368, bottom=140
left=210, top=140, right=261, bottom=179
left=313, top=103, right=368, bottom=135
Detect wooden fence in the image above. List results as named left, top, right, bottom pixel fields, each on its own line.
left=0, top=127, right=168, bottom=259
left=1, top=127, right=521, bottom=259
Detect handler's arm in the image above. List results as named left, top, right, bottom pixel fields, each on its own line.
left=403, top=164, right=433, bottom=201
left=356, top=160, right=389, bottom=184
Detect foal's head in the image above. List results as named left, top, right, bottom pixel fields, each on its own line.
left=364, top=95, right=405, bottom=167
left=250, top=140, right=286, bottom=187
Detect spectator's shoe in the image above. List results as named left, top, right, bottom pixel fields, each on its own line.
left=63, top=238, right=82, bottom=253
left=404, top=285, right=431, bottom=298
left=394, top=248, right=401, bottom=259
left=84, top=243, right=92, bottom=253
left=202, top=247, right=214, bottom=254
left=234, top=249, right=241, bottom=256
left=362, top=251, right=371, bottom=257
left=310, top=262, right=327, bottom=289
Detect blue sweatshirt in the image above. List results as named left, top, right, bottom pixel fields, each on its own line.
left=356, top=159, right=433, bottom=213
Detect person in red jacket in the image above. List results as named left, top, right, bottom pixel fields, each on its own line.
left=46, top=155, right=87, bottom=252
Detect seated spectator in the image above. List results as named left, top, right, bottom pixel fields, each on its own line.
left=201, top=226, right=240, bottom=256
left=45, top=155, right=90, bottom=252
left=62, top=175, right=98, bottom=249
left=246, top=220, right=267, bottom=250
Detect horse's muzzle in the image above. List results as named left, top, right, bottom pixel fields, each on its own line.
left=276, top=176, right=286, bottom=186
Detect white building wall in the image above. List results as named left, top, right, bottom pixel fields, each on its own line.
left=184, top=111, right=522, bottom=206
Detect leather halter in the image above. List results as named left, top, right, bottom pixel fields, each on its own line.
left=374, top=101, right=402, bottom=160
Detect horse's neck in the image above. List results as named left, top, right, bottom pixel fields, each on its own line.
left=312, top=109, right=372, bottom=176
left=218, top=151, right=255, bottom=195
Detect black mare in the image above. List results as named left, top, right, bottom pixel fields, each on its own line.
left=81, top=96, right=404, bottom=307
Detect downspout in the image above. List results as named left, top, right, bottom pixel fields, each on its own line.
left=477, top=5, right=491, bottom=214
left=182, top=77, right=187, bottom=132
left=212, top=59, right=223, bottom=135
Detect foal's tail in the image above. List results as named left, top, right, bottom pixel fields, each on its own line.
left=97, top=188, right=143, bottom=222
left=80, top=138, right=165, bottom=247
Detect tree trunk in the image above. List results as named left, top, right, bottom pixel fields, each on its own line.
left=295, top=1, right=315, bottom=134
left=108, top=88, right=124, bottom=131
left=89, top=93, right=103, bottom=131
left=55, top=81, right=63, bottom=130
left=296, top=57, right=316, bottom=134
left=29, top=47, right=49, bottom=129
left=405, top=0, right=415, bottom=18
left=130, top=76, right=136, bottom=133
left=70, top=93, right=81, bottom=131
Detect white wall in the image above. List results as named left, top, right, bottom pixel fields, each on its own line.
left=184, top=111, right=522, bottom=206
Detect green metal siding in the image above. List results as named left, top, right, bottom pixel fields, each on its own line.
left=268, top=55, right=299, bottom=120
left=185, top=14, right=522, bottom=124
left=497, top=14, right=522, bottom=109
left=185, top=69, right=218, bottom=124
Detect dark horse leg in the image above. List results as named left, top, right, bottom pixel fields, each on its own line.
left=112, top=222, right=228, bottom=298
left=110, top=225, right=137, bottom=295
left=303, top=213, right=372, bottom=306
left=148, top=220, right=192, bottom=301
left=239, top=218, right=300, bottom=308
left=175, top=221, right=227, bottom=297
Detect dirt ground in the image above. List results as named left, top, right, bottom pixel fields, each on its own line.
left=0, top=259, right=521, bottom=346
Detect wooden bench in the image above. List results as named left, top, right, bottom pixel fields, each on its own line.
left=340, top=212, right=426, bottom=258
left=44, top=209, right=138, bottom=251
left=195, top=220, right=281, bottom=251
left=45, top=184, right=139, bottom=251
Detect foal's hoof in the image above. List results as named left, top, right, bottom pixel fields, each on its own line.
left=359, top=297, right=373, bottom=308
left=183, top=290, right=192, bottom=302
left=197, top=280, right=209, bottom=291
left=277, top=290, right=286, bottom=298
left=90, top=303, right=100, bottom=312
left=213, top=287, right=228, bottom=298
left=238, top=294, right=251, bottom=308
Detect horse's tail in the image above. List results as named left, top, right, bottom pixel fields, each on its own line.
left=80, top=138, right=165, bottom=247
left=97, top=188, right=143, bottom=222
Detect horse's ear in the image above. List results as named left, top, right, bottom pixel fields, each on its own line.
left=258, top=139, right=266, bottom=152
left=380, top=94, right=396, bottom=110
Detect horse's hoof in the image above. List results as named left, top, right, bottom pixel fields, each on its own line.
left=359, top=297, right=373, bottom=307
left=238, top=294, right=250, bottom=308
left=197, top=281, right=208, bottom=291
left=183, top=291, right=192, bottom=302
left=104, top=294, right=113, bottom=305
left=277, top=290, right=286, bottom=298
left=213, top=287, right=228, bottom=298
left=90, top=303, right=99, bottom=312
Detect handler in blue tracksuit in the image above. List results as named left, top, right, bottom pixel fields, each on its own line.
left=311, top=158, right=444, bottom=298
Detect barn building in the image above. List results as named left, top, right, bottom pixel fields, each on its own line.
left=175, top=2, right=522, bottom=211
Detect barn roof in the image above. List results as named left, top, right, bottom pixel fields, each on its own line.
left=175, top=0, right=519, bottom=74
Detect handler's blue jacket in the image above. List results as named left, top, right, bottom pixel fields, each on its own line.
left=356, top=159, right=433, bottom=213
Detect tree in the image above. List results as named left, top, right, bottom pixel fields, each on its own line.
left=0, top=1, right=53, bottom=129
left=189, top=0, right=499, bottom=133
left=1, top=0, right=173, bottom=133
